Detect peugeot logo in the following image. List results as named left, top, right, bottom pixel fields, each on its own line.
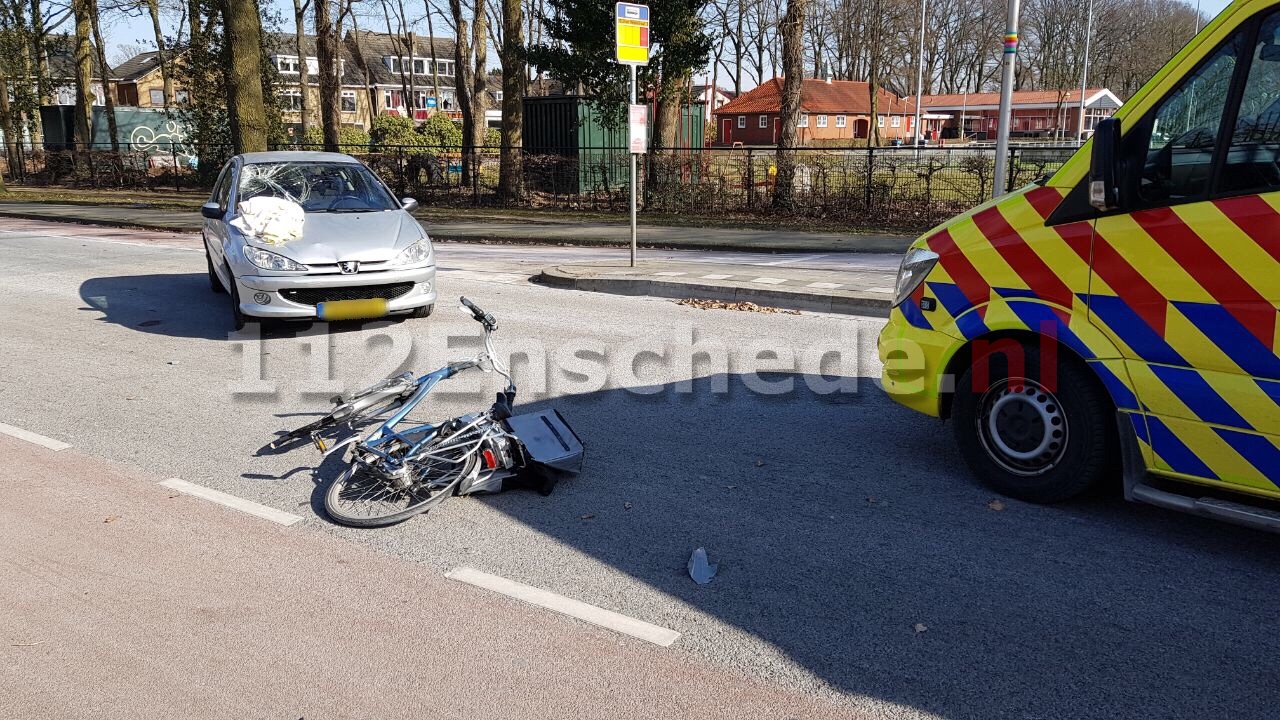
left=339, top=261, right=359, bottom=274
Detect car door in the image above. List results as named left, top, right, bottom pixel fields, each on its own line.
left=1088, top=9, right=1280, bottom=494
left=205, top=160, right=236, bottom=271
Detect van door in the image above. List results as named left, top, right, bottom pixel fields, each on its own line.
left=1089, top=9, right=1280, bottom=493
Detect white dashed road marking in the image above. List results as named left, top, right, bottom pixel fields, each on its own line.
left=750, top=277, right=788, bottom=285
left=159, top=478, right=304, bottom=526
left=653, top=271, right=688, bottom=277
left=0, top=422, right=71, bottom=451
left=806, top=282, right=844, bottom=289
left=699, top=274, right=733, bottom=280
left=446, top=567, right=682, bottom=647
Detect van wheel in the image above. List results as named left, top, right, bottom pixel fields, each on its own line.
left=952, top=342, right=1114, bottom=504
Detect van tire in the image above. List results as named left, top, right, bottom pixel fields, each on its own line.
left=952, top=342, right=1114, bottom=504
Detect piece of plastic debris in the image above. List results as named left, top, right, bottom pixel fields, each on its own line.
left=623, top=502, right=633, bottom=510
left=688, top=547, right=718, bottom=585
left=579, top=513, right=596, bottom=520
left=914, top=623, right=928, bottom=633
left=988, top=499, right=1006, bottom=512
left=167, top=361, right=179, bottom=365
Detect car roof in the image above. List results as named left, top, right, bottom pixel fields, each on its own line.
left=237, top=151, right=361, bottom=165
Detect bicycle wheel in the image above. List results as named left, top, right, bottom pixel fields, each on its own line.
left=324, top=443, right=478, bottom=527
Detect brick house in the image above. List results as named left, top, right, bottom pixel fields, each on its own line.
left=264, top=33, right=375, bottom=133
left=910, top=88, right=1123, bottom=140
left=113, top=51, right=188, bottom=108
left=711, top=78, right=918, bottom=146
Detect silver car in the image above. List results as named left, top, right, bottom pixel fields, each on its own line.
left=201, top=151, right=437, bottom=329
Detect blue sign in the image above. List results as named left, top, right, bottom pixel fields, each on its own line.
left=426, top=97, right=438, bottom=108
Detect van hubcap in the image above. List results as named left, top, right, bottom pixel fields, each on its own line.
left=978, top=379, right=1068, bottom=476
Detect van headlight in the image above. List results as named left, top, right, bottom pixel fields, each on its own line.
left=892, top=247, right=940, bottom=307
left=392, top=237, right=433, bottom=267
left=243, top=245, right=306, bottom=271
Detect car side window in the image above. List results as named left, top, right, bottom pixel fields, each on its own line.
left=216, top=164, right=235, bottom=211
left=1138, top=34, right=1245, bottom=204
left=1219, top=10, right=1280, bottom=196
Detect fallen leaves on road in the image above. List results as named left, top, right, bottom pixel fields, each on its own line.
left=579, top=513, right=596, bottom=520
left=914, top=623, right=928, bottom=634
left=677, top=298, right=801, bottom=315
left=103, top=515, right=120, bottom=524
left=988, top=499, right=1006, bottom=512
left=623, top=502, right=633, bottom=510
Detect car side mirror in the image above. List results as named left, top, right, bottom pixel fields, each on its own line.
left=200, top=202, right=223, bottom=220
left=1089, top=118, right=1123, bottom=212
left=400, top=197, right=419, bottom=212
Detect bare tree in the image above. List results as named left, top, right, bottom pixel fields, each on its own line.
left=88, top=0, right=119, bottom=153
left=773, top=0, right=805, bottom=210
left=293, top=0, right=312, bottom=138
left=315, top=0, right=341, bottom=150
left=143, top=0, right=174, bottom=105
left=497, top=0, right=524, bottom=199
left=224, top=0, right=270, bottom=152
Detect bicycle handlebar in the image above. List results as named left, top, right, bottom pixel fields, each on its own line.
left=460, top=296, right=496, bottom=330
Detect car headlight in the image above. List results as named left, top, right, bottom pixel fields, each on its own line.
left=243, top=245, right=307, bottom=271
left=892, top=247, right=940, bottom=307
left=392, top=237, right=433, bottom=267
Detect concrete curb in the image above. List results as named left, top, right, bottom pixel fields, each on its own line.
left=537, top=266, right=892, bottom=318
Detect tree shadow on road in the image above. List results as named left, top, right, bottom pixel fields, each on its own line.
left=463, top=371, right=1280, bottom=720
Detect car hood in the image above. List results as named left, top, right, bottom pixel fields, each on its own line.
left=244, top=210, right=425, bottom=264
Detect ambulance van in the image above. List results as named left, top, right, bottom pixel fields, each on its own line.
left=878, top=0, right=1280, bottom=530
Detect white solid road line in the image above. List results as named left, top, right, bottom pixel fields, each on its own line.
left=446, top=567, right=682, bottom=648
left=0, top=422, right=72, bottom=451
left=159, top=478, right=303, bottom=527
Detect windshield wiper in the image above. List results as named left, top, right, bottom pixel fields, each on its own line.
left=325, top=207, right=377, bottom=213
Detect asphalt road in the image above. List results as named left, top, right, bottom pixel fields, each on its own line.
left=3, top=218, right=1280, bottom=720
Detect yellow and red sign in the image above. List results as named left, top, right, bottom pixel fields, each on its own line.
left=615, top=2, right=650, bottom=65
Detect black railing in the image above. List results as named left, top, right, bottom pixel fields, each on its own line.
left=0, top=142, right=1082, bottom=231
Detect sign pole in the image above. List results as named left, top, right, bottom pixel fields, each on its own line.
left=991, top=0, right=1021, bottom=198
left=630, top=63, right=638, bottom=267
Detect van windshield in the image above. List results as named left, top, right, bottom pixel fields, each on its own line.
left=237, top=161, right=400, bottom=213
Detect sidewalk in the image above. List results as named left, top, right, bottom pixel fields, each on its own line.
left=0, top=200, right=914, bottom=253
left=539, top=260, right=895, bottom=317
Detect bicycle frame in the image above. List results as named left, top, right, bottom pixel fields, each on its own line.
left=345, top=324, right=516, bottom=475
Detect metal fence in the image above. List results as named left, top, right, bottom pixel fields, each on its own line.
left=1, top=142, right=1081, bottom=231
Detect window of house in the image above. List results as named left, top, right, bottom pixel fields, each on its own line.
left=495, top=91, right=504, bottom=102
left=816, top=115, right=827, bottom=128
left=412, top=58, right=427, bottom=75
left=798, top=114, right=809, bottom=128
left=435, top=60, right=454, bottom=76
left=891, top=115, right=901, bottom=127
left=759, top=115, right=768, bottom=128
left=175, top=90, right=189, bottom=105
left=282, top=91, right=302, bottom=111
left=385, top=56, right=401, bottom=73
left=148, top=89, right=164, bottom=105
left=275, top=55, right=299, bottom=74
left=737, top=115, right=746, bottom=128
left=877, top=115, right=885, bottom=127
left=341, top=91, right=357, bottom=113
left=836, top=115, right=846, bottom=128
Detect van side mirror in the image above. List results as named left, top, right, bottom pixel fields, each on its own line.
left=1089, top=118, right=1122, bottom=212
left=200, top=202, right=223, bottom=219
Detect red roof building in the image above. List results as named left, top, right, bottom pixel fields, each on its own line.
left=711, top=78, right=920, bottom=146
left=907, top=88, right=1123, bottom=140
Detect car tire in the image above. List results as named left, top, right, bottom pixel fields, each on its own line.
left=952, top=342, right=1114, bottom=504
left=224, top=262, right=248, bottom=332
left=207, top=248, right=226, bottom=294
left=409, top=304, right=434, bottom=319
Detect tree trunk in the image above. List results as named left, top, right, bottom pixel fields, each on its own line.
left=224, top=0, right=270, bottom=152
left=470, top=0, right=487, bottom=155
left=293, top=0, right=311, bottom=140
left=425, top=3, right=442, bottom=110
left=497, top=0, right=524, bottom=200
left=315, top=0, right=341, bottom=151
left=71, top=0, right=95, bottom=170
left=448, top=0, right=476, bottom=185
left=0, top=69, right=17, bottom=189
left=773, top=0, right=806, bottom=211
left=89, top=0, right=120, bottom=154
left=146, top=0, right=174, bottom=106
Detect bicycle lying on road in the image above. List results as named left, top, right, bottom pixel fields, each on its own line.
left=266, top=296, right=585, bottom=527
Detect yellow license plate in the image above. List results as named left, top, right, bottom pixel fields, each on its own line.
left=317, top=298, right=389, bottom=321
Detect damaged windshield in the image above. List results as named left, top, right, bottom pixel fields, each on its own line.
left=237, top=161, right=400, bottom=213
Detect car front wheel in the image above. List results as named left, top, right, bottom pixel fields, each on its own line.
left=224, top=262, right=247, bottom=331
left=952, top=342, right=1114, bottom=504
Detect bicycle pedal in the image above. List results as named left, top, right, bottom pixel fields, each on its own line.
left=311, top=434, right=328, bottom=452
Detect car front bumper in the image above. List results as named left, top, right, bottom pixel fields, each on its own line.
left=235, top=264, right=437, bottom=319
